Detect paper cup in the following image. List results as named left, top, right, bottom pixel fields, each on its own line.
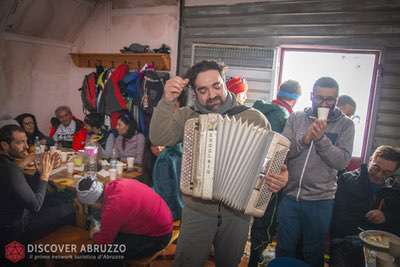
left=127, top=157, right=135, bottom=170
left=376, top=252, right=395, bottom=267
left=317, top=107, right=330, bottom=121
left=60, top=152, right=68, bottom=163
left=40, top=145, right=46, bottom=153
left=66, top=162, right=74, bottom=175
left=116, top=163, right=124, bottom=175
left=109, top=169, right=117, bottom=180
left=50, top=146, right=57, bottom=153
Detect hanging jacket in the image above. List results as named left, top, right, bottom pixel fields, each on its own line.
left=99, top=64, right=129, bottom=115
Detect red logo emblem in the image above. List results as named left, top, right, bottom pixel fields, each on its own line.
left=5, top=241, right=25, bottom=263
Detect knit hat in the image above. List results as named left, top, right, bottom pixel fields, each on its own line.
left=76, top=177, right=104, bottom=205
left=226, top=76, right=248, bottom=94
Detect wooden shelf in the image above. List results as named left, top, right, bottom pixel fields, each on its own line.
left=70, top=53, right=171, bottom=71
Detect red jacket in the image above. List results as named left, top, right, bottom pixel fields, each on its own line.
left=72, top=128, right=88, bottom=151
left=93, top=179, right=173, bottom=244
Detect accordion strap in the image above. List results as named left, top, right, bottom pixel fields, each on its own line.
left=190, top=105, right=250, bottom=117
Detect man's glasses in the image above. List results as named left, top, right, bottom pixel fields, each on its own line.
left=314, top=95, right=337, bottom=105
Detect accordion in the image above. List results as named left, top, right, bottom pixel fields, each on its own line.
left=180, top=114, right=290, bottom=217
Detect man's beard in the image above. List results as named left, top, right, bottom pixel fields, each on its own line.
left=10, top=148, right=27, bottom=159
left=205, top=96, right=223, bottom=111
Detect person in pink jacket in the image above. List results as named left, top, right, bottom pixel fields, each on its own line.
left=76, top=177, right=173, bottom=261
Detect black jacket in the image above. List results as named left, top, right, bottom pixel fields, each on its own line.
left=331, top=164, right=400, bottom=238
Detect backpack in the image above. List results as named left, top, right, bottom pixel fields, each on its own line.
left=120, top=71, right=143, bottom=104
left=141, top=71, right=167, bottom=114
left=79, top=72, right=98, bottom=113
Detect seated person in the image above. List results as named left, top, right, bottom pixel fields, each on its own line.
left=50, top=106, right=83, bottom=149
left=0, top=125, right=75, bottom=247
left=330, top=145, right=400, bottom=267
left=15, top=113, right=54, bottom=149
left=76, top=177, right=173, bottom=260
left=73, top=113, right=114, bottom=157
left=113, top=112, right=145, bottom=164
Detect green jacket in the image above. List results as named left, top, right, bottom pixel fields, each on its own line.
left=252, top=100, right=289, bottom=133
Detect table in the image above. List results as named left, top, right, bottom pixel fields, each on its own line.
left=49, top=167, right=142, bottom=190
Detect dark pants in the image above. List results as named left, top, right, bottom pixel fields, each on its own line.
left=1, top=193, right=75, bottom=266
left=115, top=232, right=172, bottom=260
left=84, top=232, right=172, bottom=267
left=276, top=196, right=334, bottom=267
left=330, top=236, right=364, bottom=267
left=21, top=192, right=76, bottom=242
left=249, top=193, right=279, bottom=267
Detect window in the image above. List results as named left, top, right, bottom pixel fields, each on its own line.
left=278, top=48, right=380, bottom=158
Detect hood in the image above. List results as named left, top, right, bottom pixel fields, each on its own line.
left=253, top=100, right=287, bottom=115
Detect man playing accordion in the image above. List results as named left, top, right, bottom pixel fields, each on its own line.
left=150, top=60, right=288, bottom=267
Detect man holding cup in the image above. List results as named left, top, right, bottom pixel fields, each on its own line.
left=276, top=77, right=355, bottom=267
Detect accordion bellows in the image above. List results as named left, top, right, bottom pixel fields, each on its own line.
left=180, top=114, right=290, bottom=217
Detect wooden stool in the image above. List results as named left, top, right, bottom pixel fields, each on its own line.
left=125, top=228, right=180, bottom=267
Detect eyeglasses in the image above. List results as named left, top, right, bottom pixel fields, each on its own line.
left=314, top=95, right=337, bottom=105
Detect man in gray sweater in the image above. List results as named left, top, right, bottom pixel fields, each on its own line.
left=150, top=60, right=288, bottom=267
left=276, top=77, right=355, bottom=267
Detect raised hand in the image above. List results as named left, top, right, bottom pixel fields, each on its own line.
left=164, top=76, right=189, bottom=102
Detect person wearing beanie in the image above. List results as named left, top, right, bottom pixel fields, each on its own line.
left=226, top=76, right=249, bottom=105
left=76, top=177, right=173, bottom=260
left=249, top=80, right=302, bottom=267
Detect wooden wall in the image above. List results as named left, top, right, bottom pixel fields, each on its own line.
left=179, top=0, right=400, bottom=156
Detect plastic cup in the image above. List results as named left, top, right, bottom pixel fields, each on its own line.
left=127, top=157, right=135, bottom=171
left=40, top=145, right=46, bottom=153
left=50, top=146, right=57, bottom=153
left=317, top=107, right=330, bottom=121
left=60, top=152, right=68, bottom=163
left=109, top=169, right=117, bottom=180
left=116, top=162, right=124, bottom=175
left=66, top=162, right=74, bottom=175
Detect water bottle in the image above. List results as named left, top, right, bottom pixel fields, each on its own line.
left=110, top=148, right=117, bottom=170
left=84, top=138, right=98, bottom=179
left=34, top=136, right=41, bottom=163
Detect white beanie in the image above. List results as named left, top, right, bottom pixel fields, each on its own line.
left=76, top=177, right=104, bottom=205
